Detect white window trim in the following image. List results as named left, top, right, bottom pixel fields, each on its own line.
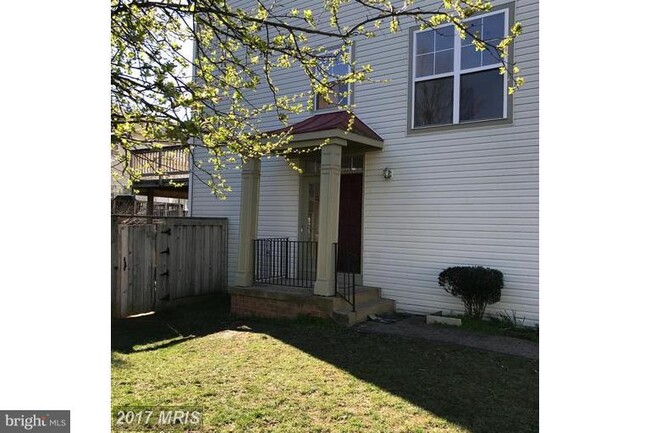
left=314, top=45, right=353, bottom=112
left=411, top=9, right=509, bottom=129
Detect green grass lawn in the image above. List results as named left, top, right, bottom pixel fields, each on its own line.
left=450, top=315, right=539, bottom=342
left=112, top=296, right=538, bottom=433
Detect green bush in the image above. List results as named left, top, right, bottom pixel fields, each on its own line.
left=438, top=266, right=503, bottom=319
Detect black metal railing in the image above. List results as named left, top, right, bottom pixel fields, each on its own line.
left=253, top=238, right=317, bottom=288
left=334, top=243, right=357, bottom=311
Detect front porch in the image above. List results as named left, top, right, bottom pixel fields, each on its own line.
left=230, top=284, right=395, bottom=326
left=231, top=112, right=394, bottom=323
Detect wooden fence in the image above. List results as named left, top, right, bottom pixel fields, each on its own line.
left=111, top=216, right=228, bottom=318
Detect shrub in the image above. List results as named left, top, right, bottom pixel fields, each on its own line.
left=438, top=266, right=503, bottom=320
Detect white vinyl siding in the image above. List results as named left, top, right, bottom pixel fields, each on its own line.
left=190, top=156, right=299, bottom=286
left=190, top=0, right=539, bottom=323
left=357, top=0, right=538, bottom=321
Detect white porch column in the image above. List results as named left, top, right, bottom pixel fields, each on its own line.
left=314, top=142, right=344, bottom=296
left=236, top=158, right=261, bottom=287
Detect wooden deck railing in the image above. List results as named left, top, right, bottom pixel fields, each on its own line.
left=130, top=145, right=189, bottom=179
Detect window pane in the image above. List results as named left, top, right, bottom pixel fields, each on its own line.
left=331, top=61, right=349, bottom=76
left=434, top=49, right=453, bottom=74
left=483, top=13, right=505, bottom=41
left=333, top=82, right=349, bottom=105
left=462, top=18, right=481, bottom=46
left=482, top=44, right=501, bottom=66
left=416, top=31, right=434, bottom=54
left=316, top=94, right=330, bottom=110
left=461, top=45, right=481, bottom=69
left=316, top=48, right=350, bottom=110
left=352, top=154, right=363, bottom=170
left=435, top=26, right=454, bottom=51
left=414, top=78, right=453, bottom=127
left=316, top=82, right=348, bottom=109
left=416, top=53, right=434, bottom=77
left=460, top=69, right=504, bottom=122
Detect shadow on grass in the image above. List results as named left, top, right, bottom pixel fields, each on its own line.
left=111, top=294, right=235, bottom=353
left=258, top=322, right=538, bottom=433
left=112, top=295, right=538, bottom=433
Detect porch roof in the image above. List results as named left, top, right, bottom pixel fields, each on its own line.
left=269, top=111, right=384, bottom=150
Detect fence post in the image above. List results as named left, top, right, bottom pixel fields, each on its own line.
left=111, top=217, right=122, bottom=318
left=334, top=243, right=338, bottom=296
left=283, top=239, right=289, bottom=279
left=253, top=239, right=257, bottom=284
left=119, top=225, right=130, bottom=318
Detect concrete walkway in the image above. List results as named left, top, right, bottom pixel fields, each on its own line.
left=354, top=315, right=538, bottom=360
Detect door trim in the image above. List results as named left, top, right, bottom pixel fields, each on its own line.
left=297, top=168, right=365, bottom=282
left=298, top=175, right=320, bottom=242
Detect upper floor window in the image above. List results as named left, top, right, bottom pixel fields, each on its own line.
left=412, top=9, right=508, bottom=128
left=315, top=48, right=351, bottom=110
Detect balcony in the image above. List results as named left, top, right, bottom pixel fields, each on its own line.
left=130, top=145, right=189, bottom=199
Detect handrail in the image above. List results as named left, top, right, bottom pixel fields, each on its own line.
left=334, top=243, right=356, bottom=311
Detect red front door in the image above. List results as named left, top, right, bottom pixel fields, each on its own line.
left=338, top=173, right=362, bottom=273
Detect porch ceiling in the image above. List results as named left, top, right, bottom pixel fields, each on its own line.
left=268, top=112, right=383, bottom=151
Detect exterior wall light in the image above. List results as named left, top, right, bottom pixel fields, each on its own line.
left=382, top=167, right=393, bottom=180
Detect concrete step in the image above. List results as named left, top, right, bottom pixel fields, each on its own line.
left=332, top=286, right=382, bottom=310
left=332, top=298, right=396, bottom=327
